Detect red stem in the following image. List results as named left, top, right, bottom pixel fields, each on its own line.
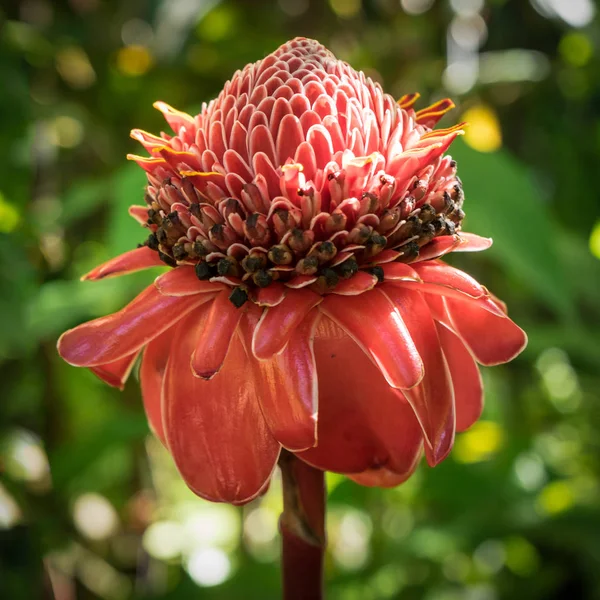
left=279, top=450, right=326, bottom=600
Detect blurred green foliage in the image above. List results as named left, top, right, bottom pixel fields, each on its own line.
left=1, top=0, right=600, bottom=598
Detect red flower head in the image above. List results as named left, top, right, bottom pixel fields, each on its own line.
left=58, top=38, right=527, bottom=504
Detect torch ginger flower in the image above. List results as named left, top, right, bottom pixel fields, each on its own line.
left=58, top=38, right=527, bottom=504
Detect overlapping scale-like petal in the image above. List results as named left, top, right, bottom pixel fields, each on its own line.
left=241, top=305, right=319, bottom=451
left=58, top=285, right=214, bottom=367
left=163, top=310, right=280, bottom=504
left=382, top=285, right=455, bottom=465
left=299, top=316, right=423, bottom=476
left=319, top=289, right=423, bottom=390
left=81, top=246, right=165, bottom=281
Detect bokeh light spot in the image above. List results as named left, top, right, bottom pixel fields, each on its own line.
left=537, top=480, right=575, bottom=515
left=329, top=0, right=362, bottom=19
left=186, top=548, right=232, bottom=587
left=461, top=105, right=502, bottom=153
left=73, top=493, right=119, bottom=540
left=142, top=521, right=185, bottom=561
left=504, top=536, right=540, bottom=576
left=56, top=46, right=96, bottom=88
left=401, top=0, right=435, bottom=15
left=116, top=45, right=153, bottom=77
left=454, top=421, right=504, bottom=463
left=589, top=220, right=600, bottom=259
left=0, top=192, right=21, bottom=233
left=559, top=32, right=593, bottom=67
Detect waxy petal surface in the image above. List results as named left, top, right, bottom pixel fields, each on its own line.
left=436, top=322, right=483, bottom=432
left=444, top=296, right=528, bottom=366
left=298, top=316, right=423, bottom=475
left=163, top=312, right=280, bottom=504
left=191, top=289, right=245, bottom=379
left=155, top=266, right=226, bottom=296
left=241, top=306, right=319, bottom=451
left=382, top=285, right=455, bottom=466
left=252, top=288, right=321, bottom=360
left=319, top=288, right=423, bottom=390
left=58, top=285, right=212, bottom=366
left=140, top=328, right=176, bottom=444
left=82, top=246, right=165, bottom=281
left=90, top=352, right=140, bottom=390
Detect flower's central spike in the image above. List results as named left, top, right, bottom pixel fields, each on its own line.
left=129, top=37, right=466, bottom=305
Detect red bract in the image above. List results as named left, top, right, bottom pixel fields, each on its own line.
left=58, top=38, right=527, bottom=504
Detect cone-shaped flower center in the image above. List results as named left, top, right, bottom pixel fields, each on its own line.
left=129, top=38, right=465, bottom=305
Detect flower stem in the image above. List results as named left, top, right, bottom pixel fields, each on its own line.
left=278, top=450, right=326, bottom=600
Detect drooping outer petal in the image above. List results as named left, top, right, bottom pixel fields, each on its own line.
left=252, top=288, right=322, bottom=360
left=89, top=351, right=140, bottom=390
left=163, top=310, right=280, bottom=505
left=155, top=266, right=226, bottom=296
left=191, top=289, right=245, bottom=379
left=57, top=285, right=215, bottom=366
left=381, top=285, right=455, bottom=466
left=443, top=296, right=528, bottom=366
left=140, top=328, right=176, bottom=444
left=81, top=246, right=165, bottom=281
left=435, top=322, right=483, bottom=432
left=241, top=304, right=319, bottom=451
left=319, top=288, right=424, bottom=390
left=298, top=315, right=423, bottom=476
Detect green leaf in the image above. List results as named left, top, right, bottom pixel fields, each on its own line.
left=451, top=140, right=576, bottom=321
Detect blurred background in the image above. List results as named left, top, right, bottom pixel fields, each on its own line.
left=1, top=0, right=600, bottom=598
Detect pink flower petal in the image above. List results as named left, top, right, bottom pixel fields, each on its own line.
left=58, top=285, right=214, bottom=366
left=415, top=235, right=461, bottom=262
left=140, top=328, right=176, bottom=444
left=454, top=232, right=493, bottom=252
left=155, top=267, right=226, bottom=296
left=89, top=351, right=140, bottom=390
left=240, top=305, right=319, bottom=451
left=298, top=315, right=423, bottom=475
left=436, top=322, right=483, bottom=432
left=382, top=285, right=455, bottom=465
left=163, top=312, right=280, bottom=505
left=444, top=296, right=528, bottom=366
left=252, top=288, right=322, bottom=360
left=330, top=271, right=378, bottom=295
left=191, top=289, right=245, bottom=379
left=319, top=288, right=424, bottom=390
left=253, top=282, right=287, bottom=306
left=57, top=285, right=214, bottom=367
left=81, top=247, right=165, bottom=281
left=348, top=465, right=420, bottom=488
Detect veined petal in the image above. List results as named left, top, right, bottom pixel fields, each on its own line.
left=444, top=296, right=528, bottom=366
left=89, top=351, right=140, bottom=390
left=348, top=464, right=420, bottom=488
left=415, top=235, right=461, bottom=262
left=155, top=266, right=226, bottom=296
left=382, top=285, right=455, bottom=465
left=140, top=328, right=177, bottom=444
left=330, top=271, right=378, bottom=295
left=240, top=305, right=319, bottom=451
left=252, top=288, right=322, bottom=360
left=163, top=312, right=280, bottom=505
left=436, top=322, right=483, bottom=432
left=81, top=247, right=165, bottom=281
left=412, top=261, right=490, bottom=299
left=319, top=288, right=423, bottom=390
left=455, top=232, right=493, bottom=252
left=298, top=315, right=423, bottom=475
left=191, top=289, right=245, bottom=379
left=57, top=285, right=213, bottom=367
